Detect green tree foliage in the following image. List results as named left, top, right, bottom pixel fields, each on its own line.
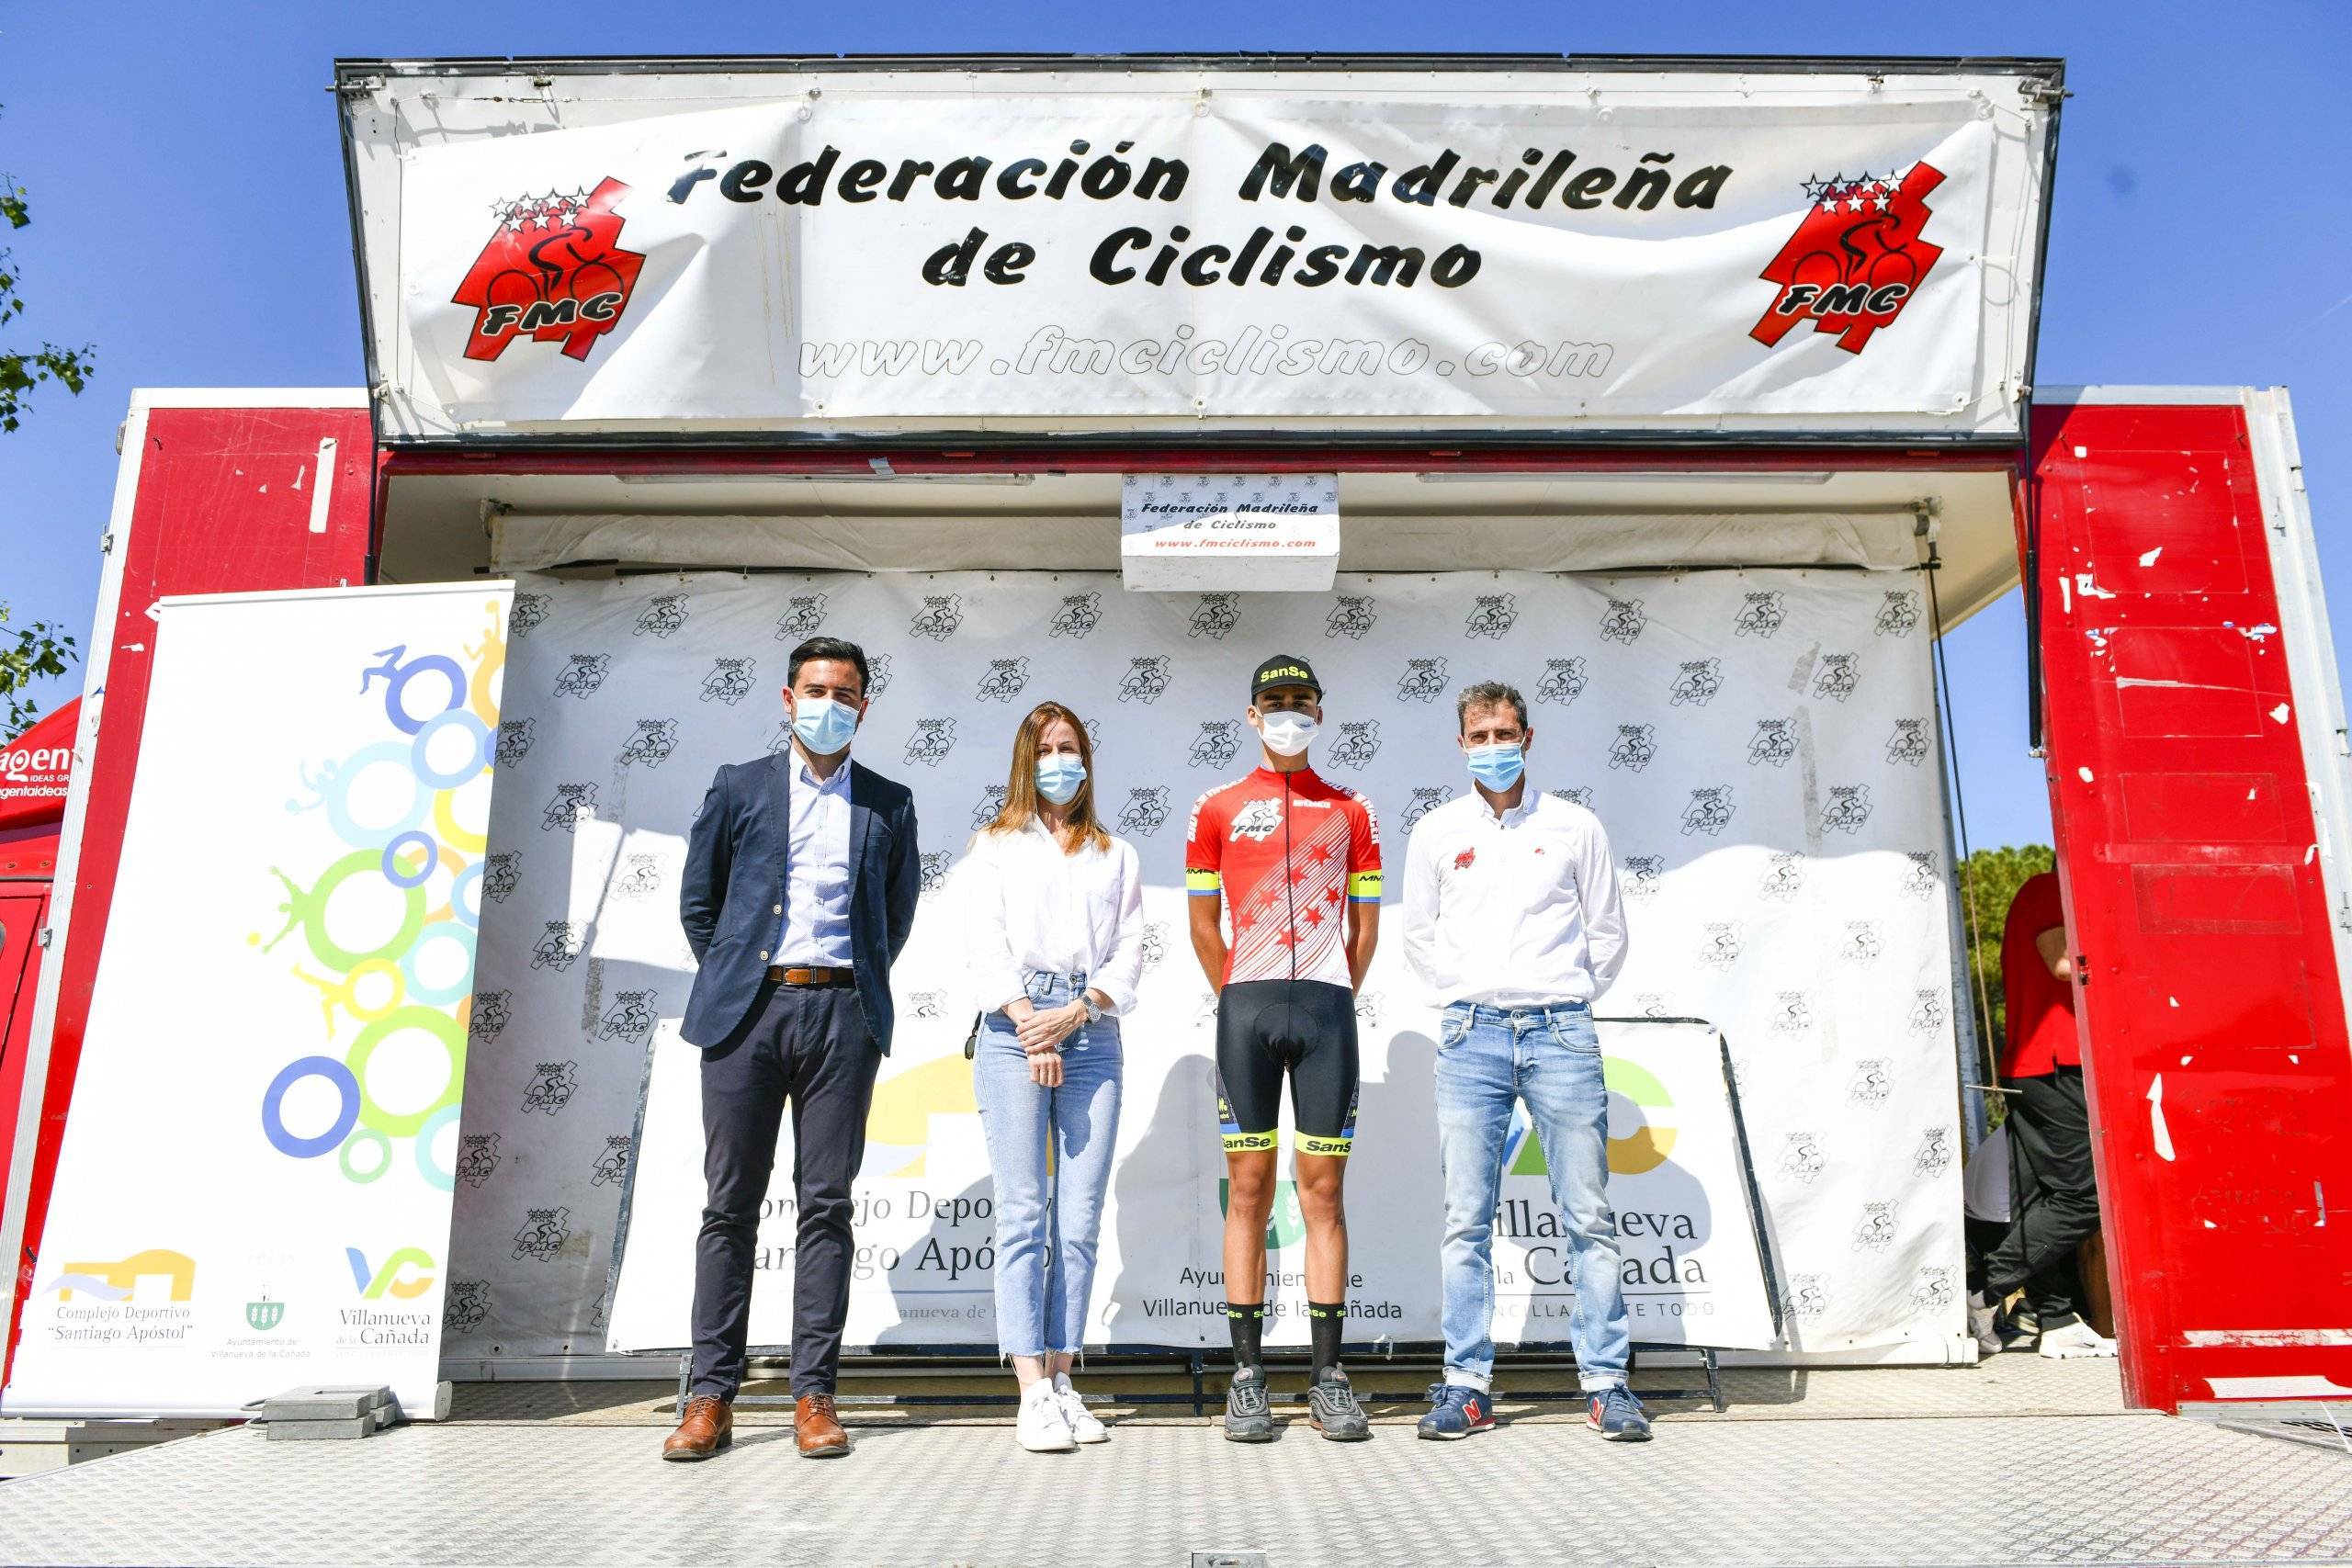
left=2, top=108, right=96, bottom=432
left=2, top=603, right=77, bottom=733
left=1955, top=843, right=2058, bottom=1081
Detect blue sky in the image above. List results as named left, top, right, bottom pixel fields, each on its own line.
left=3, top=2, right=2346, bottom=852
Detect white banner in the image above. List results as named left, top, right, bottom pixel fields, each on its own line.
left=439, top=567, right=1963, bottom=1364
left=4, top=583, right=510, bottom=1417
left=347, top=66, right=2053, bottom=439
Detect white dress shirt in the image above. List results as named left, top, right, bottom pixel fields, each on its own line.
left=1400, top=783, right=1627, bottom=1009
left=775, top=753, right=854, bottom=966
left=961, top=818, right=1146, bottom=1016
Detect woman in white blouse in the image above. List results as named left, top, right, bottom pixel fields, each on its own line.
left=963, top=700, right=1144, bottom=1452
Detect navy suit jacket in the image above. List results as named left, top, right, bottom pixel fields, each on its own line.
left=678, top=750, right=920, bottom=1052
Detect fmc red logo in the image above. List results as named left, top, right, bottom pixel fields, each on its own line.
left=452, top=176, right=646, bottom=362
left=1750, top=164, right=1945, bottom=355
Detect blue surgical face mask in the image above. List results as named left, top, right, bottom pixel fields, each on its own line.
left=1035, top=754, right=1087, bottom=806
left=791, top=694, right=861, bottom=756
left=1465, top=741, right=1525, bottom=792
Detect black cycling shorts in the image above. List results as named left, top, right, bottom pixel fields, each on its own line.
left=1214, top=978, right=1360, bottom=1157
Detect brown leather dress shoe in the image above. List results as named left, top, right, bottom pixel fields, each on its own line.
left=795, top=1393, right=850, bottom=1458
left=662, top=1394, right=732, bottom=1461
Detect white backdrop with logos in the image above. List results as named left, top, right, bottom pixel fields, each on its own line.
left=4, top=583, right=508, bottom=1418
left=443, top=567, right=1965, bottom=1365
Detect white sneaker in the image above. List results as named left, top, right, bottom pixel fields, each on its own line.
left=1052, top=1372, right=1108, bottom=1443
left=1016, top=1380, right=1076, bottom=1451
left=1968, top=1292, right=2004, bottom=1357
left=2037, top=1319, right=2119, bottom=1359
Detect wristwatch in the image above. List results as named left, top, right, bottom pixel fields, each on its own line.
left=1080, top=991, right=1104, bottom=1024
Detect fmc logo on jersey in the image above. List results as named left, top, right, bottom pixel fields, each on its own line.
left=454, top=176, right=645, bottom=362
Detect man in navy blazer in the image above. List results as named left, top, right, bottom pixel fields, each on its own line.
left=664, top=635, right=919, bottom=1463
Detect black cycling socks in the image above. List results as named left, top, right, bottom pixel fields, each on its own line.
left=1308, top=1301, right=1345, bottom=1382
left=1227, top=1302, right=1266, bottom=1369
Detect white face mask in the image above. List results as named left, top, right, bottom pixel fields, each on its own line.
left=1258, top=712, right=1318, bottom=757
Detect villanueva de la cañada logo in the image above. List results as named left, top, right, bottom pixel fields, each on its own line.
left=1751, top=164, right=1945, bottom=355
left=453, top=177, right=646, bottom=362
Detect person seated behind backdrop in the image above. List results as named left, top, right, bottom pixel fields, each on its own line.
left=963, top=702, right=1144, bottom=1453
left=1972, top=868, right=2116, bottom=1359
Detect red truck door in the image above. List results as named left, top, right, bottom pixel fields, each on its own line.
left=2028, top=389, right=2352, bottom=1414
left=0, top=392, right=375, bottom=1392
left=0, top=888, right=46, bottom=1218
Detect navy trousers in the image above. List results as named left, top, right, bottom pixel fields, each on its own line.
left=689, top=981, right=881, bottom=1399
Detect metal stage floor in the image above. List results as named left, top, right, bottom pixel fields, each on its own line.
left=0, top=1359, right=2346, bottom=1567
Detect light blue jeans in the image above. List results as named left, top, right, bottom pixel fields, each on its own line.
left=974, top=972, right=1123, bottom=1357
left=1435, top=1000, right=1630, bottom=1392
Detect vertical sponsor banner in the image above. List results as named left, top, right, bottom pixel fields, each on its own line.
left=456, top=568, right=1956, bottom=1362
left=3, top=584, right=510, bottom=1417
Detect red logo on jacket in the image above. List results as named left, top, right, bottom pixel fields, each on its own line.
left=1453, top=848, right=1477, bottom=871
left=1751, top=164, right=1945, bottom=355
left=453, top=177, right=646, bottom=363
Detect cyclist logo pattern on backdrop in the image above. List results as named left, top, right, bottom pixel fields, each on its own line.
left=1875, top=590, right=1922, bottom=637
left=469, top=989, right=513, bottom=1044
left=1396, top=658, right=1449, bottom=702
left=1822, top=784, right=1875, bottom=834
left=1188, top=593, right=1239, bottom=640
left=1049, top=592, right=1103, bottom=638
left=1327, top=597, right=1377, bottom=639
left=1609, top=725, right=1658, bottom=772
left=1885, top=718, right=1930, bottom=765
left=591, top=1136, right=633, bottom=1189
left=634, top=596, right=688, bottom=639
left=776, top=594, right=829, bottom=639
left=1681, top=786, right=1736, bottom=836
left=458, top=1134, right=502, bottom=1189
left=1734, top=592, right=1787, bottom=637
left=1119, top=787, right=1170, bottom=835
left=1669, top=660, right=1724, bottom=707
left=700, top=659, right=755, bottom=705
left=616, top=719, right=678, bottom=769
left=1600, top=598, right=1647, bottom=644
left=453, top=176, right=645, bottom=363
left=1329, top=721, right=1381, bottom=770
left=498, top=718, right=537, bottom=768
left=1119, top=656, right=1171, bottom=703
left=455, top=568, right=1960, bottom=1364
left=1464, top=594, right=1518, bottom=639
left=553, top=654, right=610, bottom=699
left=523, top=1061, right=579, bottom=1116
left=977, top=659, right=1031, bottom=702
left=542, top=784, right=596, bottom=832
left=1402, top=786, right=1453, bottom=829
left=1534, top=657, right=1589, bottom=705
left=1189, top=722, right=1239, bottom=768
left=910, top=596, right=963, bottom=641
left=905, top=718, right=956, bottom=767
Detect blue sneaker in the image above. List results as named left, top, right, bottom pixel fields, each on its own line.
left=1416, top=1382, right=1497, bottom=1440
left=1587, top=1386, right=1651, bottom=1442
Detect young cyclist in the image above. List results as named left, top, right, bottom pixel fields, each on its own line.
left=1185, top=654, right=1382, bottom=1442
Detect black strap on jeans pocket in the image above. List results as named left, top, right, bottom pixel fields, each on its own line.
left=963, top=1012, right=983, bottom=1060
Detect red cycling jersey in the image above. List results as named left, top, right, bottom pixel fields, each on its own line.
left=1185, top=765, right=1383, bottom=987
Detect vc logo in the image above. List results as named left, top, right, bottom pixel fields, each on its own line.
left=345, top=1246, right=435, bottom=1301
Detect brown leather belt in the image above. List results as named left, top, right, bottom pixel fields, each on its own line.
left=768, top=965, right=855, bottom=988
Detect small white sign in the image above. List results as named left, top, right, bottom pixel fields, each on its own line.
left=1119, top=472, right=1340, bottom=592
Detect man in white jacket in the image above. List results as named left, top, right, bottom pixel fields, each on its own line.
left=1399, top=680, right=1648, bottom=1443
